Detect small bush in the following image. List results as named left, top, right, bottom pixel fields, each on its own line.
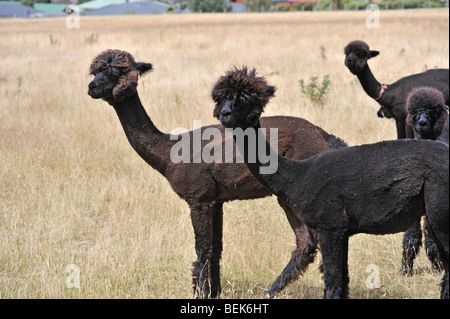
left=49, top=34, right=58, bottom=45
left=299, top=75, right=331, bottom=103
left=378, top=0, right=446, bottom=9
left=315, top=0, right=333, bottom=10
left=85, top=33, right=99, bottom=45
left=293, top=2, right=316, bottom=11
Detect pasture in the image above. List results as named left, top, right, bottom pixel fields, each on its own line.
left=0, top=8, right=448, bottom=298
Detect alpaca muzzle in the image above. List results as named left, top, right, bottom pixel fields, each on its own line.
left=219, top=100, right=235, bottom=128
left=88, top=81, right=102, bottom=99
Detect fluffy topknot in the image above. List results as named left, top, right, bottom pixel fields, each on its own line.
left=212, top=66, right=276, bottom=128
left=90, top=49, right=135, bottom=75
left=407, top=87, right=446, bottom=112
left=406, top=86, right=448, bottom=140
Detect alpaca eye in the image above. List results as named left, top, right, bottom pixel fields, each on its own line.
left=239, top=95, right=249, bottom=104
left=357, top=52, right=367, bottom=59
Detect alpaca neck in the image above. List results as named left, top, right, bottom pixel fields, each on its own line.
left=110, top=93, right=171, bottom=176
left=357, top=64, right=383, bottom=100
left=233, top=122, right=298, bottom=204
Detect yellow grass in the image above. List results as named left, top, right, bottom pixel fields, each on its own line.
left=0, top=9, right=448, bottom=299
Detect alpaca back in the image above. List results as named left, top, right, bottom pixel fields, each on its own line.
left=293, top=139, right=448, bottom=234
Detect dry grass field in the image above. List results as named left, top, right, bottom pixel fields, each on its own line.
left=0, top=9, right=448, bottom=299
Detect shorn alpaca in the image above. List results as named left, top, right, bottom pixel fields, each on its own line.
left=344, top=40, right=449, bottom=139
left=345, top=40, right=449, bottom=275
left=213, top=66, right=449, bottom=299
left=87, top=50, right=346, bottom=298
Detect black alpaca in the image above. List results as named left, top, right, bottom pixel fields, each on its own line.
left=212, top=67, right=449, bottom=299
left=407, top=87, right=449, bottom=144
left=344, top=40, right=449, bottom=139
left=400, top=87, right=449, bottom=274
left=345, top=40, right=450, bottom=275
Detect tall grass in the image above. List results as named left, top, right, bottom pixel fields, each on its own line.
left=0, top=9, right=448, bottom=298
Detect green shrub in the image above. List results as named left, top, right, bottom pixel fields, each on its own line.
left=299, top=75, right=331, bottom=103
left=293, top=2, right=316, bottom=11
left=315, top=0, right=333, bottom=10
left=378, top=0, right=446, bottom=9
left=344, top=0, right=370, bottom=10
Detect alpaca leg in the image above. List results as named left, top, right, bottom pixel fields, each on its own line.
left=400, top=220, right=422, bottom=276
left=265, top=202, right=317, bottom=298
left=190, top=203, right=213, bottom=298
left=319, top=231, right=346, bottom=299
left=423, top=186, right=449, bottom=298
left=429, top=229, right=448, bottom=299
left=341, top=236, right=349, bottom=298
left=438, top=249, right=449, bottom=299
left=405, top=123, right=414, bottom=139
left=395, top=120, right=407, bottom=139
left=423, top=218, right=443, bottom=273
left=395, top=120, right=414, bottom=139
left=210, top=202, right=223, bottom=298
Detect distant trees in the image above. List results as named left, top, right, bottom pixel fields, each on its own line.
left=244, top=0, right=273, bottom=11
left=20, top=0, right=41, bottom=7
left=186, top=0, right=231, bottom=12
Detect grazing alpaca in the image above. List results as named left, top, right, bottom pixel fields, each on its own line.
left=345, top=40, right=450, bottom=275
left=87, top=50, right=346, bottom=298
left=344, top=40, right=449, bottom=139
left=213, top=66, right=449, bottom=299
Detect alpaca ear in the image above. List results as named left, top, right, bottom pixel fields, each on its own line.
left=369, top=50, right=380, bottom=59
left=135, top=62, right=153, bottom=76
left=266, top=85, right=277, bottom=99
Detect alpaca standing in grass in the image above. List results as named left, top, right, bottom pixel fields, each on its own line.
left=213, top=66, right=449, bottom=299
left=400, top=87, right=449, bottom=274
left=344, top=40, right=449, bottom=275
left=87, top=49, right=346, bottom=298
left=344, top=40, right=449, bottom=139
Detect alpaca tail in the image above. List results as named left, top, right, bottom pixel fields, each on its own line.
left=326, top=134, right=348, bottom=150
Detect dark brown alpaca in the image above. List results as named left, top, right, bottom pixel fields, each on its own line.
left=213, top=66, right=449, bottom=299
left=345, top=40, right=450, bottom=276
left=87, top=50, right=346, bottom=298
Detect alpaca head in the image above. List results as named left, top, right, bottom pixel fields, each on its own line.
left=344, top=40, right=379, bottom=75
left=88, top=49, right=152, bottom=103
left=212, top=66, right=276, bottom=129
left=406, top=87, right=449, bottom=139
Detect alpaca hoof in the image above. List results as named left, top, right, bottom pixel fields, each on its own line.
left=264, top=291, right=274, bottom=299
left=398, top=267, right=412, bottom=277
